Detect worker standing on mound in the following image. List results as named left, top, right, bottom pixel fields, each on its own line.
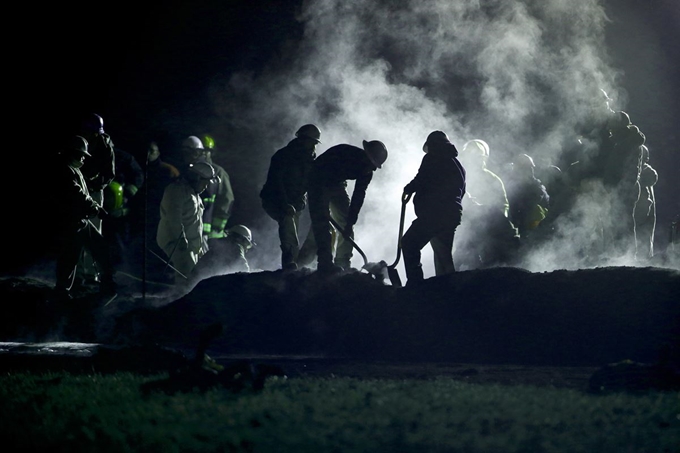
left=307, top=140, right=388, bottom=273
left=260, top=124, right=321, bottom=271
left=402, top=131, right=466, bottom=286
left=157, top=161, right=217, bottom=285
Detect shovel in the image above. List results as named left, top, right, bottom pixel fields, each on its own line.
left=385, top=192, right=412, bottom=287
left=328, top=217, right=370, bottom=269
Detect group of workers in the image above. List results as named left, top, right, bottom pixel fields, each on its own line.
left=51, top=95, right=659, bottom=299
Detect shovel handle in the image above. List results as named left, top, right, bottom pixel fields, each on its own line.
left=328, top=217, right=368, bottom=266
left=389, top=192, right=412, bottom=268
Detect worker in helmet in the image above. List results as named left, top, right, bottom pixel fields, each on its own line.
left=53, top=136, right=117, bottom=300
left=77, top=113, right=117, bottom=285
left=454, top=139, right=519, bottom=269
left=633, top=145, right=658, bottom=260
left=260, top=124, right=321, bottom=270
left=190, top=224, right=255, bottom=283
left=308, top=140, right=388, bottom=273
left=180, top=136, right=235, bottom=247
left=401, top=131, right=466, bottom=285
left=504, top=153, right=550, bottom=242
left=156, top=161, right=216, bottom=284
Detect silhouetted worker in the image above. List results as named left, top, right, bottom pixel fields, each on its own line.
left=77, top=113, right=116, bottom=284
left=455, top=139, right=519, bottom=268
left=53, top=136, right=117, bottom=300
left=505, top=153, right=550, bottom=242
left=191, top=224, right=255, bottom=283
left=401, top=131, right=466, bottom=285
left=157, top=161, right=216, bottom=285
left=633, top=144, right=658, bottom=260
left=260, top=124, right=320, bottom=270
left=199, top=135, right=236, bottom=244
left=308, top=140, right=388, bottom=273
left=179, top=136, right=234, bottom=251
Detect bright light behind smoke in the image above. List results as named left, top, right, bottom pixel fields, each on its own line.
left=208, top=0, right=672, bottom=277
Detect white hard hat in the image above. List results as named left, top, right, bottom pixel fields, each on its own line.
left=182, top=136, right=204, bottom=151
left=228, top=225, right=255, bottom=247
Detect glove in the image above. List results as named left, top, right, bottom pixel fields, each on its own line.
left=284, top=204, right=297, bottom=216
left=404, top=182, right=416, bottom=195
left=125, top=184, right=139, bottom=197
left=208, top=229, right=226, bottom=239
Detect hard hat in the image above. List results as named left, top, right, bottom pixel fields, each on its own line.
left=625, top=125, right=646, bottom=147
left=202, top=134, right=215, bottom=149
left=81, top=113, right=105, bottom=134
left=462, top=139, right=490, bottom=158
left=515, top=153, right=536, bottom=169
left=295, top=124, right=322, bottom=143
left=182, top=136, right=204, bottom=151
left=66, top=135, right=91, bottom=156
left=228, top=225, right=255, bottom=247
left=187, top=161, right=216, bottom=180
left=362, top=140, right=388, bottom=169
left=104, top=181, right=124, bottom=212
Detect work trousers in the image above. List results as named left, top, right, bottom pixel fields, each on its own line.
left=401, top=216, right=460, bottom=284
left=262, top=199, right=303, bottom=268
left=308, top=183, right=352, bottom=269
left=56, top=221, right=114, bottom=291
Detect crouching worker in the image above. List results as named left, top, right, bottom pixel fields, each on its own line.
left=157, top=161, right=216, bottom=285
left=53, top=136, right=117, bottom=300
left=401, top=131, right=466, bottom=286
left=190, top=224, right=255, bottom=283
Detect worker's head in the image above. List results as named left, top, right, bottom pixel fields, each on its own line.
left=80, top=113, right=105, bottom=138
left=512, top=153, right=536, bottom=178
left=185, top=161, right=216, bottom=194
left=295, top=124, right=322, bottom=150
left=227, top=225, right=255, bottom=251
left=61, top=135, right=90, bottom=168
left=182, top=136, right=206, bottom=164
left=461, top=139, right=490, bottom=168
left=362, top=140, right=388, bottom=170
left=422, top=130, right=452, bottom=153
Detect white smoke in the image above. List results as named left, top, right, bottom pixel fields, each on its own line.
left=206, top=0, right=675, bottom=277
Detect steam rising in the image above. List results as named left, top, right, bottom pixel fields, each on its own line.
left=207, top=0, right=672, bottom=276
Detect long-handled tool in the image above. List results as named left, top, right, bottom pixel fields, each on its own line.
left=385, top=192, right=412, bottom=287
left=328, top=217, right=369, bottom=269
left=147, top=247, right=188, bottom=280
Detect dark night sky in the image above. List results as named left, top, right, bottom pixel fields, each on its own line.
left=8, top=0, right=679, bottom=273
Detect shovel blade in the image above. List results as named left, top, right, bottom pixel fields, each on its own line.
left=387, top=266, right=402, bottom=287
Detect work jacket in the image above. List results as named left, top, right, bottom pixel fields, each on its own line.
left=157, top=178, right=204, bottom=254
left=310, top=144, right=374, bottom=223
left=406, top=142, right=466, bottom=223
left=56, top=159, right=101, bottom=232
left=260, top=138, right=316, bottom=212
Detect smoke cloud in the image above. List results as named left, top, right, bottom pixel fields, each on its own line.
left=206, top=0, right=674, bottom=276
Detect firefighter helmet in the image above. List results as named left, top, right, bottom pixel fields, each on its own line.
left=81, top=113, right=105, bottom=134
left=187, top=161, right=216, bottom=181
left=202, top=134, right=216, bottom=149
left=295, top=124, right=322, bottom=143
left=462, top=139, right=490, bottom=159
left=362, top=140, right=388, bottom=169
left=182, top=136, right=204, bottom=151
left=228, top=225, right=255, bottom=248
left=104, top=181, right=124, bottom=212
left=66, top=135, right=91, bottom=156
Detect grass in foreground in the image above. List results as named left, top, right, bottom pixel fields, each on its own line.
left=0, top=371, right=677, bottom=452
